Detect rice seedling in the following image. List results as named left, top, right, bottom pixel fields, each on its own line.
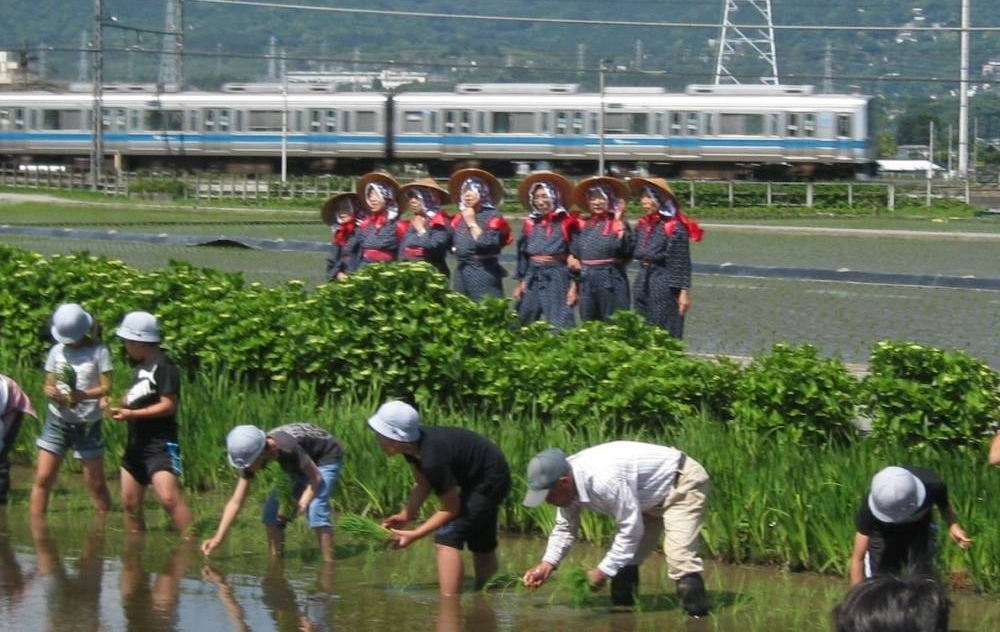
left=338, top=513, right=393, bottom=545
left=552, top=567, right=593, bottom=608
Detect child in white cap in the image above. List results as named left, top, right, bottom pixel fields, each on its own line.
left=107, top=311, right=193, bottom=535
left=30, top=303, right=113, bottom=515
left=367, top=400, right=511, bottom=596
left=848, top=465, right=971, bottom=586
left=201, top=422, right=344, bottom=562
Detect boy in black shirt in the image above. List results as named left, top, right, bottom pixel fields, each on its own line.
left=849, top=466, right=971, bottom=585
left=109, top=311, right=193, bottom=535
left=367, top=400, right=511, bottom=595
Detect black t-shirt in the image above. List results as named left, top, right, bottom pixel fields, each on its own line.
left=403, top=426, right=509, bottom=498
left=124, top=353, right=180, bottom=453
left=241, top=422, right=344, bottom=480
left=855, top=466, right=949, bottom=537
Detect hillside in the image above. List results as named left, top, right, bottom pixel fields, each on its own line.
left=3, top=0, right=1000, bottom=98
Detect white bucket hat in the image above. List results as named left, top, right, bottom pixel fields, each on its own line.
left=868, top=466, right=927, bottom=523
left=367, top=400, right=421, bottom=443
left=51, top=303, right=93, bottom=344
left=226, top=425, right=267, bottom=468
left=116, top=311, right=162, bottom=343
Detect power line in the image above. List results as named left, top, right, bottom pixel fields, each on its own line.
left=188, top=0, right=1000, bottom=33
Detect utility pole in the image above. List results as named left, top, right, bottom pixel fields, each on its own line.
left=159, top=0, right=184, bottom=89
left=958, top=0, right=969, bottom=178
left=823, top=42, right=833, bottom=94
left=598, top=59, right=611, bottom=176
left=91, top=0, right=104, bottom=191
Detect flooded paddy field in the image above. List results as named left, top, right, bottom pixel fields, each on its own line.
left=3, top=508, right=1000, bottom=632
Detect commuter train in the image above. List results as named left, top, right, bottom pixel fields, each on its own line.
left=0, top=82, right=876, bottom=179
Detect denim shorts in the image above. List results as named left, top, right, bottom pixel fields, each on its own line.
left=36, top=410, right=105, bottom=459
left=262, top=459, right=343, bottom=529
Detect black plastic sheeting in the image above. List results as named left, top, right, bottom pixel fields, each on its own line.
left=3, top=224, right=999, bottom=291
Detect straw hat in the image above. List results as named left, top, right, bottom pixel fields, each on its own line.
left=399, top=178, right=451, bottom=206
left=517, top=171, right=574, bottom=211
left=356, top=171, right=401, bottom=212
left=627, top=176, right=679, bottom=205
left=448, top=167, right=505, bottom=206
left=570, top=175, right=630, bottom=212
left=320, top=192, right=362, bottom=226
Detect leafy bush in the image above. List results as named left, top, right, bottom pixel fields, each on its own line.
left=861, top=341, right=1000, bottom=452
left=730, top=343, right=861, bottom=445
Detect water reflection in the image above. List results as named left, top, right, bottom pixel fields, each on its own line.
left=436, top=594, right=498, bottom=632
left=120, top=533, right=194, bottom=631
left=0, top=511, right=27, bottom=610
left=202, top=559, right=337, bottom=632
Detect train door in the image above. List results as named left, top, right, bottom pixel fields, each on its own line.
left=835, top=113, right=853, bottom=161
left=309, top=109, right=338, bottom=155
left=443, top=109, right=472, bottom=157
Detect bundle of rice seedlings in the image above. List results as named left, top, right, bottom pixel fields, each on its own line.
left=338, top=513, right=393, bottom=544
left=556, top=568, right=593, bottom=608
left=481, top=572, right=522, bottom=593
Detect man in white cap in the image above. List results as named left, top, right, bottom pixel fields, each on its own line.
left=849, top=465, right=972, bottom=586
left=367, top=399, right=511, bottom=596
left=521, top=442, right=710, bottom=616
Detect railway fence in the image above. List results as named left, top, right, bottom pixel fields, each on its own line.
left=0, top=167, right=989, bottom=210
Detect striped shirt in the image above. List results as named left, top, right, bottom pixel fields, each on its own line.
left=541, top=441, right=685, bottom=577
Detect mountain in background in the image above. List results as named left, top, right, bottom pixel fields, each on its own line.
left=3, top=0, right=1000, bottom=99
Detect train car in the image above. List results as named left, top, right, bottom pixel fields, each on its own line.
left=0, top=82, right=876, bottom=178
left=0, top=84, right=388, bottom=173
left=392, top=83, right=876, bottom=178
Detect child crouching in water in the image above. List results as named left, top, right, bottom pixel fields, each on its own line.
left=201, top=423, right=345, bottom=562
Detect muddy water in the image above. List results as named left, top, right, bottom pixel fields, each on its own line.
left=2, top=511, right=999, bottom=632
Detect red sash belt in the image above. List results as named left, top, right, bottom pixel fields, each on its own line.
left=582, top=258, right=625, bottom=266
left=362, top=248, right=396, bottom=262
left=403, top=246, right=426, bottom=258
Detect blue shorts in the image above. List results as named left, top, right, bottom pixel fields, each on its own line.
left=262, top=459, right=342, bottom=529
left=36, top=411, right=105, bottom=459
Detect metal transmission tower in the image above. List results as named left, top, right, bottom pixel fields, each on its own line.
left=159, top=0, right=184, bottom=88
left=714, top=0, right=779, bottom=85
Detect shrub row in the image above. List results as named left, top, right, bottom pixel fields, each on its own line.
left=1, top=244, right=997, bottom=454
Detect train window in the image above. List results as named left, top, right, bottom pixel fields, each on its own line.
left=786, top=113, right=799, bottom=137
left=540, top=112, right=550, bottom=134
left=445, top=111, right=456, bottom=134
left=803, top=113, right=816, bottom=137
left=145, top=109, right=184, bottom=131
left=572, top=112, right=584, bottom=134
left=430, top=111, right=438, bottom=133
left=402, top=111, right=424, bottom=133
left=655, top=112, right=665, bottom=135
left=460, top=111, right=471, bottom=133
left=719, top=113, right=764, bottom=135
left=219, top=110, right=231, bottom=132
left=235, top=111, right=244, bottom=131
left=249, top=110, right=281, bottom=132
left=768, top=113, right=780, bottom=135
left=588, top=112, right=598, bottom=135
left=492, top=112, right=511, bottom=133
left=837, top=114, right=852, bottom=137
left=670, top=112, right=682, bottom=135
left=186, top=110, right=199, bottom=132
left=111, top=108, right=127, bottom=131
left=0, top=109, right=8, bottom=130
left=706, top=113, right=716, bottom=135
left=325, top=110, right=337, bottom=132
left=41, top=109, right=85, bottom=130
left=686, top=113, right=699, bottom=135
left=204, top=109, right=215, bottom=131
left=14, top=108, right=25, bottom=130
left=555, top=111, right=568, bottom=134
left=131, top=109, right=142, bottom=130
left=293, top=110, right=304, bottom=133
left=354, top=111, right=377, bottom=133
